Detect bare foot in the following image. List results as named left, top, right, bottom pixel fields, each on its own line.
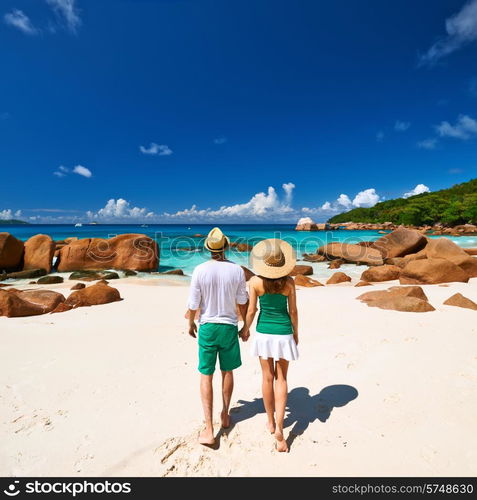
left=198, top=428, right=215, bottom=446
left=221, top=410, right=230, bottom=429
left=267, top=420, right=276, bottom=434
left=275, top=430, right=289, bottom=453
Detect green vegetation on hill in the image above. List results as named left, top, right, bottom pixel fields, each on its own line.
left=0, top=219, right=29, bottom=225
left=328, top=178, right=477, bottom=226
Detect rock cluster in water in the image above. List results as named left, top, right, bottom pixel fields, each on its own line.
left=299, top=227, right=477, bottom=285
left=295, top=217, right=477, bottom=236
left=0, top=232, right=159, bottom=279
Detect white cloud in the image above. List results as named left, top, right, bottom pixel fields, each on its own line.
left=164, top=205, right=212, bottom=219
left=88, top=199, right=154, bottom=220
left=210, top=187, right=292, bottom=217
left=337, top=193, right=352, bottom=208
left=282, top=182, right=295, bottom=205
left=19, top=183, right=389, bottom=223
left=73, top=165, right=92, bottom=178
left=417, top=138, right=438, bottom=150
left=213, top=137, right=227, bottom=144
left=46, top=0, right=81, bottom=34
left=53, top=165, right=69, bottom=177
left=4, top=9, right=38, bottom=35
left=301, top=188, right=381, bottom=217
left=395, top=120, right=411, bottom=131
left=403, top=184, right=430, bottom=198
left=352, top=188, right=381, bottom=208
left=0, top=209, right=22, bottom=220
left=420, top=0, right=477, bottom=65
left=435, top=114, right=477, bottom=140
left=417, top=114, right=477, bottom=151
left=0, top=209, right=13, bottom=220
left=376, top=131, right=384, bottom=142
left=312, top=194, right=350, bottom=215
left=165, top=184, right=295, bottom=221
left=54, top=164, right=91, bottom=178
left=139, top=142, right=173, bottom=156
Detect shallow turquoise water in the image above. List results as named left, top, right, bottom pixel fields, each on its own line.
left=3, top=223, right=476, bottom=278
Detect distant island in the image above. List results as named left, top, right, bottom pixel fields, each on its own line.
left=0, top=219, right=30, bottom=225
left=328, top=178, right=477, bottom=226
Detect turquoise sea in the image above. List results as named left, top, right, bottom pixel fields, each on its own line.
left=3, top=223, right=477, bottom=280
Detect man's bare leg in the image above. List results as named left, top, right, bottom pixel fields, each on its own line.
left=199, top=374, right=215, bottom=445
left=220, top=370, right=233, bottom=428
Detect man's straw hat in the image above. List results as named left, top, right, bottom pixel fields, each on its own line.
left=204, top=227, right=230, bottom=253
left=249, top=238, right=296, bottom=279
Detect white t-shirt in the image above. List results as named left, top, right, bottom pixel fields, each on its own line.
left=188, top=259, right=249, bottom=325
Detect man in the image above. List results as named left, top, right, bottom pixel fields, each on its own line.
left=187, top=227, right=249, bottom=445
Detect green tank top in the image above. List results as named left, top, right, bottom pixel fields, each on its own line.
left=256, top=293, right=293, bottom=335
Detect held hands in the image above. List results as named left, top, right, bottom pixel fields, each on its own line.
left=239, top=327, right=250, bottom=342
left=188, top=322, right=197, bottom=338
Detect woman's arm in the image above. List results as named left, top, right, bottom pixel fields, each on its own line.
left=241, top=277, right=259, bottom=340
left=287, top=278, right=299, bottom=345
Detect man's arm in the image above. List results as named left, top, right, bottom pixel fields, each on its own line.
left=241, top=277, right=258, bottom=341
left=187, top=309, right=198, bottom=338
left=238, top=301, right=249, bottom=332
left=187, top=270, right=201, bottom=338
left=236, top=268, right=250, bottom=341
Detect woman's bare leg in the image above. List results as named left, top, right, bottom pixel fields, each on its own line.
left=220, top=370, right=233, bottom=428
left=259, top=357, right=276, bottom=433
left=274, top=359, right=289, bottom=452
left=199, top=374, right=215, bottom=445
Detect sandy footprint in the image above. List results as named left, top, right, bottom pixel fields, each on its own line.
left=12, top=410, right=57, bottom=434
left=105, top=410, right=297, bottom=477
left=154, top=431, right=217, bottom=476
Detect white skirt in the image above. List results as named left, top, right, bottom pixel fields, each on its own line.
left=250, top=332, right=299, bottom=361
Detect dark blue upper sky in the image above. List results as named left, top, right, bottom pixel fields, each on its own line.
left=1, top=0, right=477, bottom=222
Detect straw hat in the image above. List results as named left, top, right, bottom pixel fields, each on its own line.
left=204, top=227, right=230, bottom=252
left=249, top=238, right=296, bottom=279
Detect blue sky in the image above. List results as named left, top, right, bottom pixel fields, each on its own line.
left=1, top=0, right=477, bottom=223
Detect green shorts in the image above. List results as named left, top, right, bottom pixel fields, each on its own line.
left=198, top=323, right=242, bottom=375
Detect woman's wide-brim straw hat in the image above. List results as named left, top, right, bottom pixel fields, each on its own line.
left=204, top=227, right=230, bottom=252
left=249, top=238, right=296, bottom=279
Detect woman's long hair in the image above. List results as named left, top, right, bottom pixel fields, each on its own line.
left=261, top=275, right=288, bottom=294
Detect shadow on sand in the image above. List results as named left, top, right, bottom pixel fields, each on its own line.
left=226, top=384, right=358, bottom=450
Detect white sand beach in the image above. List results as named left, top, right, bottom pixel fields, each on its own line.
left=1, top=277, right=476, bottom=477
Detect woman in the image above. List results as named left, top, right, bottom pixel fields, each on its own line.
left=240, top=239, right=299, bottom=452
